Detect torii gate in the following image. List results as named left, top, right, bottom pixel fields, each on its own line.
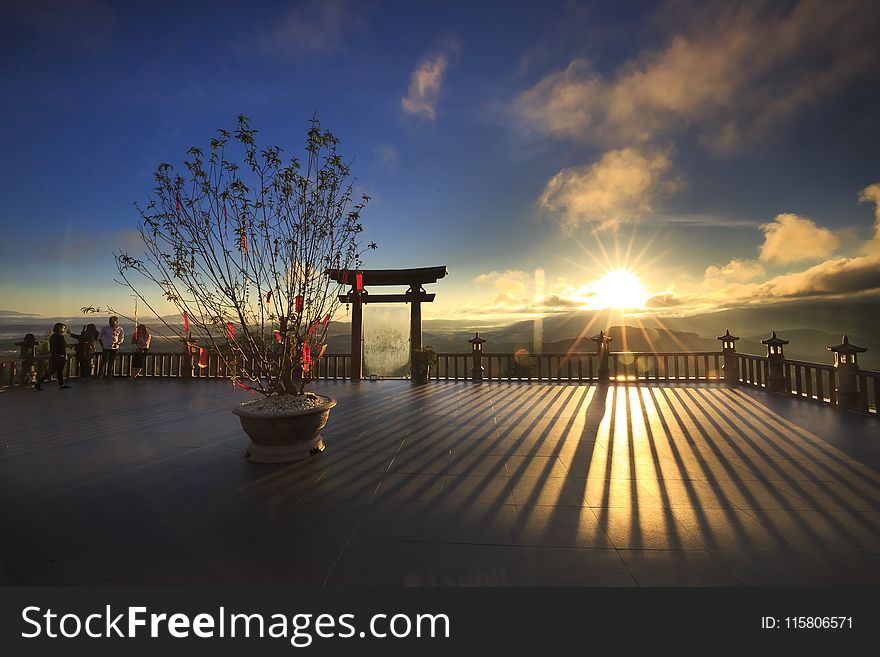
left=326, top=266, right=448, bottom=380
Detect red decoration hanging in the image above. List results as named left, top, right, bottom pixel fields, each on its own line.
left=295, top=295, right=303, bottom=312
left=227, top=322, right=235, bottom=339
left=308, top=321, right=319, bottom=335
left=223, top=205, right=227, bottom=221
left=302, top=343, right=311, bottom=372
left=176, top=195, right=181, bottom=211
left=198, top=348, right=208, bottom=368
left=340, top=269, right=348, bottom=285
left=183, top=311, right=189, bottom=333
left=274, top=330, right=282, bottom=343
left=235, top=380, right=249, bottom=390
left=322, top=314, right=330, bottom=325
left=265, top=290, right=273, bottom=303
left=355, top=271, right=364, bottom=291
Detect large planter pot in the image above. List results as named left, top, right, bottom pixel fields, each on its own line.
left=232, top=394, right=337, bottom=463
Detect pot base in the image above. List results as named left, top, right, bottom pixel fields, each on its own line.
left=245, top=436, right=326, bottom=463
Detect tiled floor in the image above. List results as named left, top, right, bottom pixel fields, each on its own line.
left=1, top=379, right=878, bottom=586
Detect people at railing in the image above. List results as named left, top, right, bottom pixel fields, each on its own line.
left=130, top=325, right=152, bottom=379
left=70, top=323, right=99, bottom=378
left=34, top=323, right=70, bottom=391
left=98, top=316, right=124, bottom=379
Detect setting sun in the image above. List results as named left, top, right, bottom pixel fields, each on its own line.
left=589, top=269, right=649, bottom=309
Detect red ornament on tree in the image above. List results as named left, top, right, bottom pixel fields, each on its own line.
left=183, top=311, right=189, bottom=333
left=355, top=271, right=363, bottom=292
left=273, top=330, right=282, bottom=343
left=227, top=322, right=235, bottom=339
left=340, top=269, right=349, bottom=285
left=265, top=290, right=273, bottom=303
left=198, top=348, right=208, bottom=368
left=295, top=295, right=303, bottom=312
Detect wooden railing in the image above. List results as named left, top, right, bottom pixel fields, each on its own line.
left=433, top=351, right=724, bottom=383
left=0, top=352, right=352, bottom=388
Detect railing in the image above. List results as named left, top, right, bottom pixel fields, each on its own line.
left=736, top=354, right=878, bottom=416
left=433, top=351, right=724, bottom=383
left=2, top=349, right=876, bottom=418
left=0, top=352, right=352, bottom=388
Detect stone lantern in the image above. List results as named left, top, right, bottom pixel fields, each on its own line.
left=469, top=332, right=486, bottom=383
left=761, top=331, right=788, bottom=393
left=827, top=334, right=866, bottom=411
left=717, top=329, right=740, bottom=386
left=591, top=330, right=613, bottom=381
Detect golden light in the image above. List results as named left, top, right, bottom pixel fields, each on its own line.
left=589, top=268, right=648, bottom=309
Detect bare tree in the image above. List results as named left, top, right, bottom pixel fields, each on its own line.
left=114, top=114, right=373, bottom=395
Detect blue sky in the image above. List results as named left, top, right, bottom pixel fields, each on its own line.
left=2, top=0, right=880, bottom=321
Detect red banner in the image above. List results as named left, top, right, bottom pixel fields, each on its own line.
left=274, top=330, right=282, bottom=343
left=355, top=271, right=364, bottom=291
left=183, top=311, right=189, bottom=333
left=295, top=295, right=303, bottom=312
left=227, top=322, right=235, bottom=339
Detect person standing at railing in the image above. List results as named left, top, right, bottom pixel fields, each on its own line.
left=98, top=316, right=124, bottom=379
left=35, top=323, right=70, bottom=391
left=130, top=325, right=152, bottom=379
left=70, top=323, right=99, bottom=378
left=15, top=333, right=39, bottom=386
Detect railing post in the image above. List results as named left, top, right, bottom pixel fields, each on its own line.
left=717, top=329, right=740, bottom=386
left=762, top=331, right=789, bottom=393
left=828, top=334, right=867, bottom=411
left=468, top=333, right=486, bottom=382
left=591, top=330, right=612, bottom=381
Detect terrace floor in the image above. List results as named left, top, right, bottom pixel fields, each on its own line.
left=1, top=379, right=879, bottom=587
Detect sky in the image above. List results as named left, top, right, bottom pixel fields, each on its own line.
left=2, top=0, right=880, bottom=324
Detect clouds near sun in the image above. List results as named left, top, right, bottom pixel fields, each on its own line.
left=758, top=214, right=841, bottom=264
left=538, top=148, right=679, bottom=232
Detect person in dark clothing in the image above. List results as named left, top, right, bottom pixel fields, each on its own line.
left=70, top=323, right=100, bottom=378
left=35, top=323, right=70, bottom=391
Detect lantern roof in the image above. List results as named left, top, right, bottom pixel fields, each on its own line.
left=827, top=334, right=866, bottom=355
left=761, top=331, right=789, bottom=347
left=468, top=332, right=486, bottom=345
left=717, top=329, right=739, bottom=342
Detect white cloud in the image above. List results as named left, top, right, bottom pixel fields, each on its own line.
left=758, top=213, right=840, bottom=264
left=538, top=148, right=679, bottom=231
left=401, top=50, right=452, bottom=120
left=515, top=1, right=880, bottom=151
left=704, top=259, right=765, bottom=285
left=262, top=0, right=361, bottom=53
left=474, top=270, right=531, bottom=296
